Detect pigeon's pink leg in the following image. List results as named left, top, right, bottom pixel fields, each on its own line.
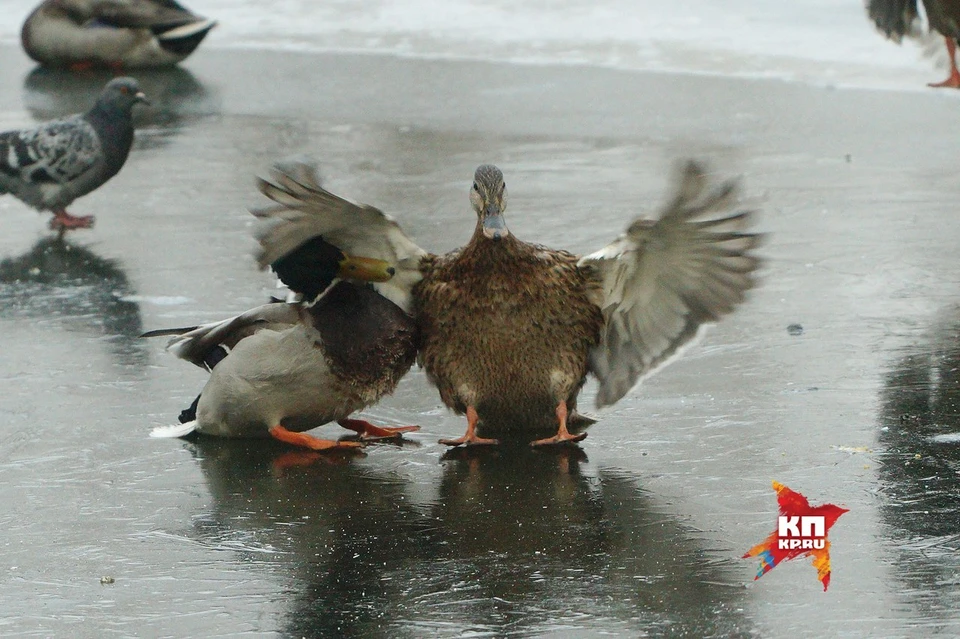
left=49, top=208, right=95, bottom=230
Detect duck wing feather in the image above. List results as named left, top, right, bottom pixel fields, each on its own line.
left=578, top=160, right=763, bottom=408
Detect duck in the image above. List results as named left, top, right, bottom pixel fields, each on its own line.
left=254, top=158, right=762, bottom=447
left=21, top=0, right=216, bottom=70
left=867, top=0, right=960, bottom=87
left=145, top=191, right=421, bottom=451
left=0, top=76, right=148, bottom=230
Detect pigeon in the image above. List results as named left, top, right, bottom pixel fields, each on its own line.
left=0, top=77, right=149, bottom=230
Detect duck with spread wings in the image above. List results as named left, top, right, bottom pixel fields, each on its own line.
left=254, top=159, right=762, bottom=447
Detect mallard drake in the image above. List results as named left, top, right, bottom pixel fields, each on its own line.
left=868, top=0, right=960, bottom=87
left=145, top=222, right=421, bottom=451
left=0, top=77, right=148, bottom=230
left=21, top=0, right=216, bottom=69
left=254, top=159, right=762, bottom=447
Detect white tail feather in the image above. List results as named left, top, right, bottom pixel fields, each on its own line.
left=150, top=421, right=198, bottom=438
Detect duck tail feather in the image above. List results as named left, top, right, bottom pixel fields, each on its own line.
left=150, top=421, right=198, bottom=438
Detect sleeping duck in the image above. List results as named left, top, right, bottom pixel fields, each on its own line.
left=145, top=222, right=421, bottom=451
left=254, top=158, right=762, bottom=447
left=21, top=0, right=216, bottom=69
left=867, top=0, right=960, bottom=87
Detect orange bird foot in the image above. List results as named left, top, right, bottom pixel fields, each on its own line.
left=440, top=406, right=498, bottom=446
left=50, top=212, right=95, bottom=230
left=928, top=73, right=960, bottom=88
left=530, top=431, right=587, bottom=447
left=439, top=433, right=499, bottom=447
left=268, top=425, right=364, bottom=452
left=337, top=418, right=421, bottom=441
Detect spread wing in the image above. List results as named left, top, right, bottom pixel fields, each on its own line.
left=578, top=160, right=763, bottom=408
left=252, top=156, right=428, bottom=314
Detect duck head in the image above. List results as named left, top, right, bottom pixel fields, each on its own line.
left=270, top=236, right=395, bottom=300
left=470, top=164, right=509, bottom=241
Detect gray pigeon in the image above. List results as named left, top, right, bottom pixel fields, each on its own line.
left=0, top=76, right=149, bottom=230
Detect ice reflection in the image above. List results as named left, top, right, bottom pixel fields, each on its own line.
left=0, top=237, right=146, bottom=368
left=188, top=440, right=753, bottom=638
left=879, top=307, right=960, bottom=625
left=21, top=66, right=218, bottom=150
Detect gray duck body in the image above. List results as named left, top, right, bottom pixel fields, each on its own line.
left=192, top=282, right=418, bottom=438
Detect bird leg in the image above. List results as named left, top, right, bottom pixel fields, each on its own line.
left=49, top=208, right=95, bottom=230
left=268, top=425, right=363, bottom=451
left=531, top=401, right=588, bottom=447
left=929, top=37, right=960, bottom=88
left=337, top=418, right=421, bottom=441
left=439, top=406, right=499, bottom=446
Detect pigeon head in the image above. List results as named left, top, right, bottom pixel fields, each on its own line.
left=97, top=77, right=150, bottom=112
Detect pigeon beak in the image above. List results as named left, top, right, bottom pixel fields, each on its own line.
left=337, top=254, right=395, bottom=282
left=482, top=204, right=509, bottom=240
left=134, top=91, right=150, bottom=106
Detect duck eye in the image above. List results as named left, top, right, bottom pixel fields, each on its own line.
left=473, top=183, right=479, bottom=191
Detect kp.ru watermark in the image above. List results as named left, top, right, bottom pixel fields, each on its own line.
left=743, top=481, right=848, bottom=590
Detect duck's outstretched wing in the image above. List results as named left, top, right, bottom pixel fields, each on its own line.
left=253, top=156, right=428, bottom=313
left=865, top=0, right=920, bottom=42
left=141, top=302, right=300, bottom=371
left=578, top=160, right=763, bottom=408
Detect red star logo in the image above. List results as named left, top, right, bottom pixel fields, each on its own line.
left=743, top=481, right=848, bottom=590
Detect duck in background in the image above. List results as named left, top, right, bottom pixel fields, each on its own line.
left=254, top=158, right=762, bottom=448
left=0, top=76, right=148, bottom=231
left=21, top=0, right=216, bottom=70
left=146, top=166, right=422, bottom=450
left=867, top=0, right=960, bottom=87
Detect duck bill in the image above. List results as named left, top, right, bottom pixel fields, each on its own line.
left=135, top=91, right=151, bottom=106
left=337, top=254, right=395, bottom=282
left=482, top=207, right=509, bottom=240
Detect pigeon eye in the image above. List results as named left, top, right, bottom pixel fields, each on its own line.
left=120, top=86, right=129, bottom=94
left=473, top=183, right=479, bottom=191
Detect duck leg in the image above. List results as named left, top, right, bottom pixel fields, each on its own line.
left=268, top=425, right=363, bottom=451
left=929, top=37, right=960, bottom=88
left=338, top=418, right=421, bottom=441
left=49, top=208, right=95, bottom=230
left=439, top=406, right=499, bottom=446
left=531, top=401, right=587, bottom=447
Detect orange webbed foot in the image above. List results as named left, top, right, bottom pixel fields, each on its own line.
left=268, top=425, right=364, bottom=452
left=439, top=406, right=499, bottom=447
left=530, top=400, right=586, bottom=447
left=337, top=418, right=420, bottom=441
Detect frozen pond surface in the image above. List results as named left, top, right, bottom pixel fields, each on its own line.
left=0, top=38, right=960, bottom=637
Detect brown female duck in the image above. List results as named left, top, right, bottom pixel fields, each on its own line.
left=22, top=0, right=216, bottom=69
left=868, top=0, right=960, bottom=87
left=254, top=159, right=762, bottom=447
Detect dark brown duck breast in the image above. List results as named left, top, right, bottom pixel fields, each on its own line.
left=307, top=281, right=418, bottom=396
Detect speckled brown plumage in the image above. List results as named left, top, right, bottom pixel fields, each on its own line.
left=415, top=229, right=602, bottom=434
